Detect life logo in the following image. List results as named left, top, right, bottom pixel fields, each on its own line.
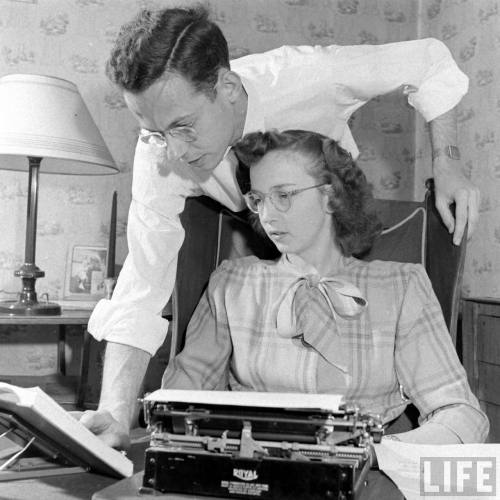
left=233, top=468, right=258, bottom=481
left=420, top=457, right=496, bottom=496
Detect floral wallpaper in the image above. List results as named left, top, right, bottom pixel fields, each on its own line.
left=0, top=0, right=496, bottom=378
left=0, top=0, right=420, bottom=307
left=414, top=0, right=500, bottom=299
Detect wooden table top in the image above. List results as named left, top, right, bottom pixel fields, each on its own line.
left=0, top=309, right=92, bottom=324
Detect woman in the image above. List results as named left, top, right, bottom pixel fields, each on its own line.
left=162, top=130, right=488, bottom=444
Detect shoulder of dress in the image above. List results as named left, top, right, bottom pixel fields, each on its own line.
left=207, top=256, right=279, bottom=294
left=214, top=256, right=269, bottom=275
left=344, top=257, right=426, bottom=281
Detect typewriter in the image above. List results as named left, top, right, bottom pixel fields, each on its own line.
left=141, top=390, right=383, bottom=500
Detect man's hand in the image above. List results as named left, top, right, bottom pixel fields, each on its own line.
left=429, top=107, right=480, bottom=246
left=433, top=161, right=480, bottom=246
left=73, top=409, right=131, bottom=450
left=76, top=341, right=150, bottom=450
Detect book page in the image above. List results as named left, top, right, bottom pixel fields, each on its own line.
left=0, top=382, right=133, bottom=478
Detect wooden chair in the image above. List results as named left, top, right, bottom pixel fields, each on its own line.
left=170, top=180, right=467, bottom=361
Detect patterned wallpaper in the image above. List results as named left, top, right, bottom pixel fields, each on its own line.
left=0, top=0, right=419, bottom=307
left=0, top=0, right=495, bottom=313
left=415, top=0, right=499, bottom=298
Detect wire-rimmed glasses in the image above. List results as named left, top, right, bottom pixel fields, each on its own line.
left=244, top=184, right=328, bottom=213
left=139, top=125, right=197, bottom=148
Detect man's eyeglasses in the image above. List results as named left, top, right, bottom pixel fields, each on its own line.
left=244, top=184, right=328, bottom=214
left=139, top=125, right=197, bottom=148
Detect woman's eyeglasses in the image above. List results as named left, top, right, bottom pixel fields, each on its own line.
left=139, top=125, right=197, bottom=148
left=244, top=184, right=328, bottom=214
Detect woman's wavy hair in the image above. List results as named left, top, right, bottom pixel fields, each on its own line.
left=106, top=5, right=229, bottom=97
left=233, top=130, right=382, bottom=256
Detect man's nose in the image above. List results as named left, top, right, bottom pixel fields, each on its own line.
left=165, top=135, right=189, bottom=161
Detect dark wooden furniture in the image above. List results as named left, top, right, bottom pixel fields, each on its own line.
left=0, top=309, right=92, bottom=408
left=365, top=183, right=466, bottom=345
left=462, top=297, right=500, bottom=443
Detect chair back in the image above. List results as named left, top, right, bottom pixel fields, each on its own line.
left=170, top=182, right=466, bottom=358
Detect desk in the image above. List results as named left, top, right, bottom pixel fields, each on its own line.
left=92, top=471, right=403, bottom=500
left=462, top=297, right=500, bottom=442
left=0, top=309, right=92, bottom=409
left=0, top=436, right=147, bottom=500
left=0, top=436, right=404, bottom=500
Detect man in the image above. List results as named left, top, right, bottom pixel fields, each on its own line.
left=83, top=5, right=479, bottom=449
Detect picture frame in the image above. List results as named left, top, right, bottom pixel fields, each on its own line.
left=64, top=245, right=108, bottom=301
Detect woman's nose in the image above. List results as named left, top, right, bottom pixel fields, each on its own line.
left=259, top=196, right=278, bottom=223
left=165, top=135, right=189, bottom=161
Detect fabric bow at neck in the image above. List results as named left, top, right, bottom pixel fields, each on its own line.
left=276, top=273, right=367, bottom=372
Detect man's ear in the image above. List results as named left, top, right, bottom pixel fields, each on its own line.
left=217, top=69, right=243, bottom=104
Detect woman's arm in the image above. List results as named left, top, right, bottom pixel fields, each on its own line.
left=162, top=263, right=233, bottom=390
left=393, top=265, right=489, bottom=444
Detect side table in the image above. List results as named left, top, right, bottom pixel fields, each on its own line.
left=462, top=297, right=500, bottom=442
left=0, top=309, right=92, bottom=409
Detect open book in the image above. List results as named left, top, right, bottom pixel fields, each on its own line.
left=0, top=382, right=133, bottom=478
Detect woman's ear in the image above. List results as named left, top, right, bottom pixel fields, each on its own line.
left=217, top=69, right=243, bottom=104
left=321, top=185, right=335, bottom=214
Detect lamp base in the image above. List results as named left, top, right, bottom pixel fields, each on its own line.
left=0, top=300, right=61, bottom=316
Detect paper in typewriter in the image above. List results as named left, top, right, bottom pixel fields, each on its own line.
left=145, top=389, right=343, bottom=411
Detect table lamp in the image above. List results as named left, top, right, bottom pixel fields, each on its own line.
left=0, top=74, right=118, bottom=316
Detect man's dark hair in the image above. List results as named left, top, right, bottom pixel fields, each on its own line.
left=106, top=5, right=230, bottom=96
left=234, top=129, right=382, bottom=257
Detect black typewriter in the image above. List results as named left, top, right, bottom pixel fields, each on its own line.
left=141, top=390, right=383, bottom=500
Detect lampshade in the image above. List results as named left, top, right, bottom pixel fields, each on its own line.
left=0, top=73, right=118, bottom=316
left=0, top=73, right=117, bottom=175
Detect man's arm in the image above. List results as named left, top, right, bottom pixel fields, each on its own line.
left=269, top=39, right=474, bottom=237
left=429, top=107, right=480, bottom=244
left=79, top=342, right=151, bottom=450
left=82, top=141, right=189, bottom=447
left=83, top=144, right=243, bottom=445
left=82, top=260, right=233, bottom=449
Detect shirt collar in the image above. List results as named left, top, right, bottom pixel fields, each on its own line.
left=279, top=253, right=357, bottom=278
left=240, top=76, right=265, bottom=135
left=280, top=253, right=319, bottom=276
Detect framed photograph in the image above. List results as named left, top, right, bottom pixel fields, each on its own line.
left=64, top=245, right=108, bottom=301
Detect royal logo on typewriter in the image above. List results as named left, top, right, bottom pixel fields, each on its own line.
left=233, top=468, right=258, bottom=481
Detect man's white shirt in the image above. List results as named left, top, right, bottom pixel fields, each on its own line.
left=88, top=39, right=468, bottom=354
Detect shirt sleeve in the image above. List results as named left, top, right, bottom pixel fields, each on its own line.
left=88, top=140, right=201, bottom=355
left=161, top=263, right=233, bottom=390
left=88, top=141, right=245, bottom=355
left=284, top=38, right=468, bottom=122
left=394, top=265, right=489, bottom=443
